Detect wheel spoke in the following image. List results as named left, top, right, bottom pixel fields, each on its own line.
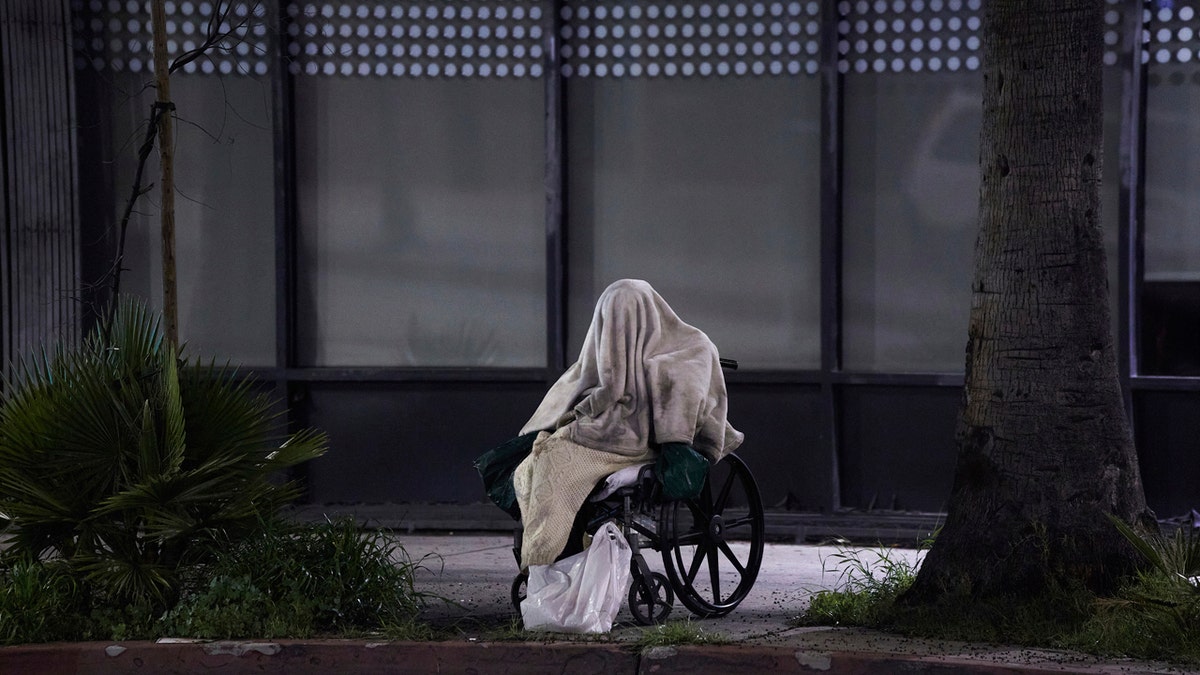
left=699, top=476, right=713, bottom=512
left=707, top=545, right=722, bottom=602
left=684, top=498, right=707, bottom=523
left=672, top=529, right=703, bottom=546
left=685, top=542, right=708, bottom=584
left=717, top=540, right=747, bottom=575
left=636, top=579, right=654, bottom=605
left=712, top=468, right=737, bottom=514
left=723, top=515, right=756, bottom=530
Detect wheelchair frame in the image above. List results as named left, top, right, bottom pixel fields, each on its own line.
left=511, top=452, right=766, bottom=626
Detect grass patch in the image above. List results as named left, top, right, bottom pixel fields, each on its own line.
left=0, top=555, right=167, bottom=643
left=380, top=618, right=440, bottom=642
left=634, top=619, right=730, bottom=649
left=161, top=517, right=430, bottom=639
left=479, top=617, right=529, bottom=642
left=888, top=581, right=1097, bottom=646
left=793, top=545, right=922, bottom=628
left=0, top=557, right=86, bottom=644
left=793, top=542, right=1111, bottom=648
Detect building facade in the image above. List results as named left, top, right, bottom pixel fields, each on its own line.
left=2, top=0, right=1198, bottom=519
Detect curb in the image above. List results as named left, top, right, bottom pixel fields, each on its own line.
left=0, top=640, right=1165, bottom=674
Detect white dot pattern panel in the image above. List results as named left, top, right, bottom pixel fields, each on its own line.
left=1102, top=0, right=1125, bottom=67
left=837, top=0, right=983, bottom=74
left=286, top=1, right=545, bottom=77
left=1143, top=0, right=1200, bottom=69
left=838, top=0, right=1140, bottom=75
left=70, top=0, right=269, bottom=76
left=558, top=1, right=822, bottom=78
left=67, top=0, right=1161, bottom=79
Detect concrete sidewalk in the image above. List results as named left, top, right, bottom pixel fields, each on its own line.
left=3, top=534, right=1188, bottom=674
left=400, top=534, right=1184, bottom=674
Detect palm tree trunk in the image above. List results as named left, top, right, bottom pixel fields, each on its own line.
left=903, top=0, right=1153, bottom=602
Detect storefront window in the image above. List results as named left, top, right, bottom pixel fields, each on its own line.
left=72, top=4, right=276, bottom=366
left=842, top=71, right=980, bottom=372
left=291, top=2, right=546, bottom=367
left=564, top=1, right=823, bottom=370
left=842, top=0, right=1122, bottom=372
left=1139, top=1, right=1200, bottom=375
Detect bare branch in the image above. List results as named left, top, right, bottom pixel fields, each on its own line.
left=105, top=102, right=170, bottom=327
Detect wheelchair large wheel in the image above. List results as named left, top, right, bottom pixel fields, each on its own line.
left=658, top=453, right=764, bottom=618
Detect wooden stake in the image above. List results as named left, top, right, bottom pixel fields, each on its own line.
left=150, top=0, right=178, bottom=345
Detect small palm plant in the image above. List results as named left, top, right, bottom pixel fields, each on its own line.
left=0, top=296, right=327, bottom=606
left=1068, top=516, right=1200, bottom=663
left=1109, top=516, right=1200, bottom=630
left=1110, top=517, right=1200, bottom=590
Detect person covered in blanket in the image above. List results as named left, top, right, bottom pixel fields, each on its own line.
left=512, top=279, right=743, bottom=570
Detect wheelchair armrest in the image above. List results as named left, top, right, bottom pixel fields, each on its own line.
left=637, top=464, right=660, bottom=504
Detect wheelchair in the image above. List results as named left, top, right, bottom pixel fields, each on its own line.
left=510, top=361, right=766, bottom=625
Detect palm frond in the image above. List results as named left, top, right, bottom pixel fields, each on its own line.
left=264, top=428, right=329, bottom=470
left=1110, top=514, right=1200, bottom=586
left=1110, top=515, right=1167, bottom=574
left=75, top=553, right=175, bottom=606
left=0, top=472, right=75, bottom=520
left=159, top=345, right=187, bottom=474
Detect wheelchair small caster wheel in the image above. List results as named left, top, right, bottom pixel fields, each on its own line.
left=511, top=571, right=528, bottom=610
left=629, top=571, right=674, bottom=625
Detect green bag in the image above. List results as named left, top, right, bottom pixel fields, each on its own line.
left=474, top=431, right=538, bottom=519
left=655, top=443, right=710, bottom=501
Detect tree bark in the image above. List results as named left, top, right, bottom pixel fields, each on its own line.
left=150, top=0, right=178, bottom=344
left=904, top=0, right=1153, bottom=602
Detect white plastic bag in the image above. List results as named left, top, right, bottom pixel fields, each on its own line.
left=520, top=520, right=633, bottom=633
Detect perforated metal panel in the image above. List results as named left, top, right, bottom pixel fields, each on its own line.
left=286, top=1, right=545, bottom=77
left=1144, top=1, right=1200, bottom=66
left=559, top=1, right=822, bottom=78
left=71, top=0, right=269, bottom=75
left=837, top=0, right=981, bottom=74
left=1103, top=0, right=1127, bottom=66
left=72, top=1, right=1180, bottom=79
left=836, top=0, right=1147, bottom=75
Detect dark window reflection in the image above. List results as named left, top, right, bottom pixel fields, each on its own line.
left=1142, top=283, right=1200, bottom=376
left=1142, top=65, right=1200, bottom=376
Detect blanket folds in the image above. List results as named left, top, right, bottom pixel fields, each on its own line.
left=520, top=279, right=743, bottom=461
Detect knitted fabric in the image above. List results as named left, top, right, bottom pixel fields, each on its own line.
left=513, top=428, right=653, bottom=568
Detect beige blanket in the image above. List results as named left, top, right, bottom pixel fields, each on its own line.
left=514, top=279, right=742, bottom=568
left=513, top=429, right=653, bottom=568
